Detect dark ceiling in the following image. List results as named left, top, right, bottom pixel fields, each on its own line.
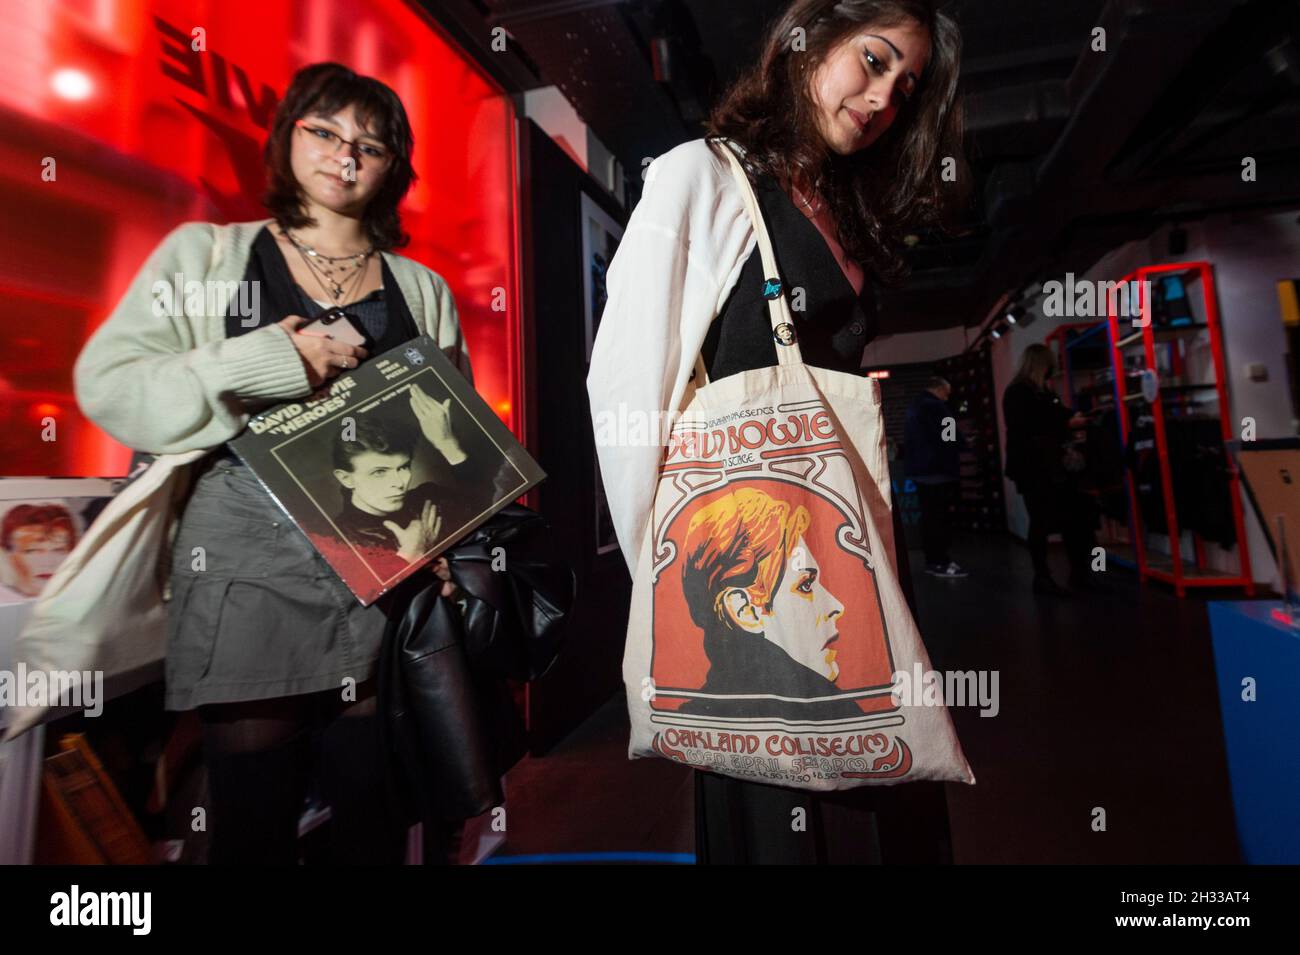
left=441, top=0, right=1300, bottom=336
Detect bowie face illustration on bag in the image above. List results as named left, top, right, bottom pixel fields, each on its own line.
left=622, top=141, right=974, bottom=791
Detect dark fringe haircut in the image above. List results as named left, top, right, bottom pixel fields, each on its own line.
left=262, top=62, right=416, bottom=251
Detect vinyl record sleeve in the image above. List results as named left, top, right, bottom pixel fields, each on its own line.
left=229, top=336, right=544, bottom=605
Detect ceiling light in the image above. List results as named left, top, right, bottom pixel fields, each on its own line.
left=51, top=68, right=93, bottom=101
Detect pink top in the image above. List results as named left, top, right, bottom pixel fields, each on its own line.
left=789, top=185, right=865, bottom=296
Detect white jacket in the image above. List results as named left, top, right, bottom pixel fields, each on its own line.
left=587, top=138, right=758, bottom=574
left=4, top=219, right=470, bottom=739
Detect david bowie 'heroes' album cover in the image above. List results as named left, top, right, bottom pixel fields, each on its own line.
left=229, top=336, right=545, bottom=605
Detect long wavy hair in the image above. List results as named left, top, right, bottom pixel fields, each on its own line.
left=705, top=0, right=967, bottom=285
left=262, top=62, right=416, bottom=251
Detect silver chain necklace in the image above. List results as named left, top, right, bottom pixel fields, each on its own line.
left=283, top=228, right=373, bottom=263
left=282, top=228, right=373, bottom=302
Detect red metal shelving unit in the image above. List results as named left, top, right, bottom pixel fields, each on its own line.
left=1104, top=261, right=1254, bottom=597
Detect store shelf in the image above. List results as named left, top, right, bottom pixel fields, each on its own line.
left=1116, top=323, right=1209, bottom=350
left=1104, top=261, right=1253, bottom=598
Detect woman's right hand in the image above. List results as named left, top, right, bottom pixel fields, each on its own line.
left=276, top=315, right=368, bottom=389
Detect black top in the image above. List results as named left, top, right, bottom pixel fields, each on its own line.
left=700, top=169, right=878, bottom=381
left=293, top=283, right=390, bottom=352
left=1002, top=378, right=1073, bottom=488
left=224, top=224, right=419, bottom=356
left=212, top=225, right=420, bottom=466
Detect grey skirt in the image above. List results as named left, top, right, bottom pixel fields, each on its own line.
left=163, top=453, right=391, bottom=711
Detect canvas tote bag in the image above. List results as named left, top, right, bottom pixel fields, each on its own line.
left=623, top=140, right=975, bottom=790
left=4, top=450, right=206, bottom=740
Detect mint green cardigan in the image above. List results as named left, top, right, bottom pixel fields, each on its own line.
left=74, top=217, right=474, bottom=454
left=5, top=219, right=473, bottom=738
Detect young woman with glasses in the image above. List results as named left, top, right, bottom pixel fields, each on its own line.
left=73, top=62, right=471, bottom=864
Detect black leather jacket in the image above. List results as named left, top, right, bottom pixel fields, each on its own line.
left=378, top=504, right=575, bottom=825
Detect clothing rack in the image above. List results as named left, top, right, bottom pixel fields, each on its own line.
left=1104, top=261, right=1254, bottom=596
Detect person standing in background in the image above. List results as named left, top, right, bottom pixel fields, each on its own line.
left=904, top=376, right=966, bottom=578
left=1003, top=343, right=1097, bottom=595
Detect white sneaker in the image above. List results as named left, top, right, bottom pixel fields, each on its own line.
left=926, top=561, right=968, bottom=579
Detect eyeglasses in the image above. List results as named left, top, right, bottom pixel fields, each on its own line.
left=294, top=119, right=391, bottom=162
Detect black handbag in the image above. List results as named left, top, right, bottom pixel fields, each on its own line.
left=378, top=503, right=576, bottom=825
left=444, top=503, right=575, bottom=680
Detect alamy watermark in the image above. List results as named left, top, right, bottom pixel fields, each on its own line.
left=49, top=885, right=150, bottom=935
left=0, top=664, right=103, bottom=717
left=151, top=274, right=261, bottom=327
left=1041, top=273, right=1151, bottom=326
left=891, top=664, right=1000, bottom=717
left=593, top=402, right=682, bottom=449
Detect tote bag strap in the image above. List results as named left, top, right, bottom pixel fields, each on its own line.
left=692, top=138, right=805, bottom=388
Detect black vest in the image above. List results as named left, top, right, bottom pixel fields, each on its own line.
left=700, top=171, right=879, bottom=381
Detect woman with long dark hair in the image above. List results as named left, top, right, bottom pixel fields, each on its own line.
left=73, top=62, right=470, bottom=863
left=589, top=0, right=967, bottom=863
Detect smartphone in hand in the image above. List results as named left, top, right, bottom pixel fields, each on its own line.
left=299, top=310, right=365, bottom=347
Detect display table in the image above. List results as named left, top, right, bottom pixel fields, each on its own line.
left=1207, top=600, right=1300, bottom=864
left=0, top=593, right=42, bottom=865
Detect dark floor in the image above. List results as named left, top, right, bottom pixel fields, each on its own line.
left=490, top=534, right=1243, bottom=864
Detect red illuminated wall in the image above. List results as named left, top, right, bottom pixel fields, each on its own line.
left=0, top=0, right=520, bottom=477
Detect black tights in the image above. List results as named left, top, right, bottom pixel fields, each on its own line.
left=198, top=681, right=409, bottom=865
